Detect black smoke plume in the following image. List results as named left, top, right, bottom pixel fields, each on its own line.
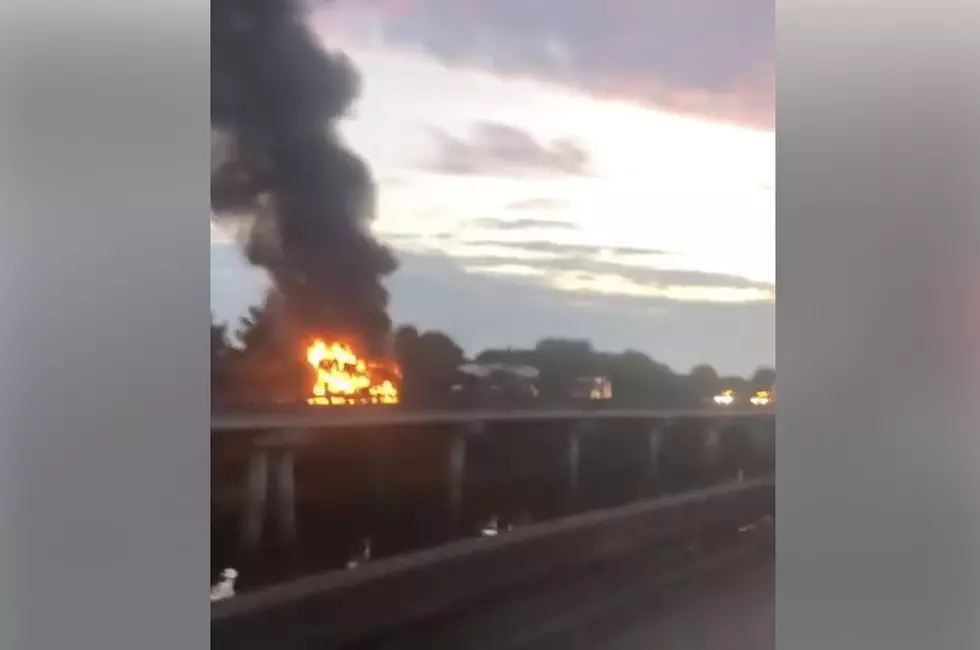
left=211, top=0, right=396, bottom=355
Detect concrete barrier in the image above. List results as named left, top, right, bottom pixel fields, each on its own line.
left=212, top=477, right=773, bottom=650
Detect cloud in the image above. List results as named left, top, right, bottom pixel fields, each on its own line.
left=210, top=221, right=234, bottom=246
left=505, top=197, right=572, bottom=211
left=387, top=237, right=774, bottom=303
left=383, top=232, right=673, bottom=262
left=325, top=0, right=774, bottom=128
left=424, top=121, right=593, bottom=177
left=378, top=173, right=410, bottom=187
left=209, top=241, right=775, bottom=372
left=210, top=242, right=271, bottom=325
left=459, top=254, right=774, bottom=299
left=559, top=264, right=773, bottom=293
left=469, top=217, right=578, bottom=231
left=387, top=251, right=774, bottom=374
left=440, top=238, right=666, bottom=258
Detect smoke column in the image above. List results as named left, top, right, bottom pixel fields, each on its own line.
left=211, top=0, right=396, bottom=355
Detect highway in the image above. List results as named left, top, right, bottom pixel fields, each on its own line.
left=350, top=534, right=773, bottom=650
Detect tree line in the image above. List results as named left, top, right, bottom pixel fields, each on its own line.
left=211, top=308, right=775, bottom=409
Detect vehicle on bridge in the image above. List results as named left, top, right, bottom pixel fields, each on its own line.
left=570, top=375, right=613, bottom=401
left=708, top=387, right=774, bottom=408
left=711, top=389, right=736, bottom=406
left=450, top=362, right=540, bottom=407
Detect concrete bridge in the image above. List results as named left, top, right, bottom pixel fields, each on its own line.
left=211, top=408, right=774, bottom=649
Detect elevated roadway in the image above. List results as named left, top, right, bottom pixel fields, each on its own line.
left=211, top=406, right=774, bottom=432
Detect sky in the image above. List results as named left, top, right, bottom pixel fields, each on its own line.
left=210, top=0, right=775, bottom=376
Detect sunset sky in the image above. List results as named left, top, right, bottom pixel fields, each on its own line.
left=210, top=0, right=775, bottom=375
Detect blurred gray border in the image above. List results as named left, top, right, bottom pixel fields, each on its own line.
left=778, top=0, right=980, bottom=647
left=0, top=2, right=210, bottom=649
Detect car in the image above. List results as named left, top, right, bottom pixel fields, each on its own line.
left=712, top=389, right=736, bottom=406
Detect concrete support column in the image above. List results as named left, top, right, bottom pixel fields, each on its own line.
left=703, top=419, right=726, bottom=473
left=647, top=422, right=665, bottom=481
left=753, top=419, right=775, bottom=464
left=567, top=420, right=591, bottom=502
left=371, top=434, right=388, bottom=510
left=274, top=449, right=298, bottom=546
left=241, top=447, right=270, bottom=550
left=568, top=429, right=580, bottom=496
left=241, top=428, right=306, bottom=550
left=448, top=422, right=482, bottom=528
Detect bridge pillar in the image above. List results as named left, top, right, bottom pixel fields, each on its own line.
left=703, top=417, right=729, bottom=474
left=647, top=421, right=665, bottom=481
left=240, top=429, right=305, bottom=551
left=448, top=422, right=484, bottom=530
left=274, top=449, right=298, bottom=546
left=370, top=432, right=389, bottom=513
left=240, top=446, right=270, bottom=550
left=749, top=417, right=776, bottom=474
left=567, top=420, right=592, bottom=505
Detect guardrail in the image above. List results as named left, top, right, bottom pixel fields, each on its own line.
left=212, top=476, right=774, bottom=650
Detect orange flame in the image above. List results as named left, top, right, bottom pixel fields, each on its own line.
left=305, top=339, right=399, bottom=406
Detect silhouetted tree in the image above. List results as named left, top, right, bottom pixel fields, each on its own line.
left=394, top=325, right=465, bottom=407
left=393, top=324, right=419, bottom=359
left=229, top=300, right=309, bottom=403
left=471, top=339, right=770, bottom=408
left=532, top=338, right=596, bottom=402
left=688, top=364, right=721, bottom=401
left=236, top=304, right=275, bottom=355
left=214, top=312, right=770, bottom=410
left=602, top=349, right=677, bottom=407
left=720, top=375, right=751, bottom=398
left=750, top=366, right=776, bottom=389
